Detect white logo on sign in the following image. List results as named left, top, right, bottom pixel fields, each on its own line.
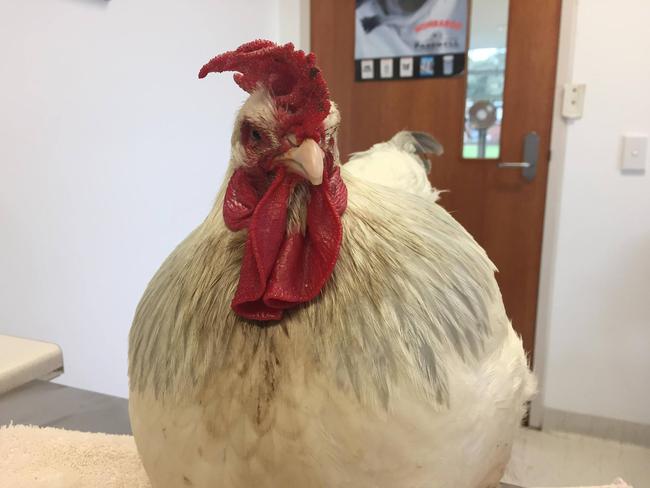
left=443, top=55, right=454, bottom=75
left=361, top=60, right=374, bottom=80
left=380, top=59, right=393, bottom=79
left=400, top=57, right=414, bottom=77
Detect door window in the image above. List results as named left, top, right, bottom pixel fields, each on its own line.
left=462, top=0, right=510, bottom=159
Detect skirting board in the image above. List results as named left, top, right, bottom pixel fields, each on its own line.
left=542, top=407, right=650, bottom=448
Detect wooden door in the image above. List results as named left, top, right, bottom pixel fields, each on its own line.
left=311, top=1, right=562, bottom=358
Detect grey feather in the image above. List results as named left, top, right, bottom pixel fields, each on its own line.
left=387, top=131, right=444, bottom=173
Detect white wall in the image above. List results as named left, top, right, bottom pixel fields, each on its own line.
left=277, top=0, right=310, bottom=50
left=0, top=0, right=279, bottom=397
left=539, top=0, right=650, bottom=425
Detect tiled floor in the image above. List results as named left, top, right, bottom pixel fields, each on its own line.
left=504, top=427, right=650, bottom=487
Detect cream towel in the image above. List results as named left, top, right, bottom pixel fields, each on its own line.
left=0, top=425, right=150, bottom=488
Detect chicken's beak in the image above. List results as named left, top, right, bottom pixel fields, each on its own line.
left=275, top=138, right=324, bottom=186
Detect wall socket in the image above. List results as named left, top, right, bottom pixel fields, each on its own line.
left=562, top=83, right=586, bottom=119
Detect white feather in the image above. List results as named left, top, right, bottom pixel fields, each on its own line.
left=345, top=131, right=442, bottom=198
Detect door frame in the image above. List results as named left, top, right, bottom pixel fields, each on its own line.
left=280, top=0, right=575, bottom=430
left=528, top=0, right=577, bottom=429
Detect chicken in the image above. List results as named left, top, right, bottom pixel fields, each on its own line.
left=128, top=40, right=535, bottom=488
left=345, top=130, right=443, bottom=196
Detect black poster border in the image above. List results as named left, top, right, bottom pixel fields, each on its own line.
left=355, top=53, right=466, bottom=82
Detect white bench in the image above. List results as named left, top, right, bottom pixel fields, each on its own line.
left=0, top=334, right=63, bottom=395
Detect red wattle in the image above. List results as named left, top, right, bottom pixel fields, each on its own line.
left=222, top=163, right=346, bottom=321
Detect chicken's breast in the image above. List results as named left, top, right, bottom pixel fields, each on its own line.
left=129, top=169, right=534, bottom=488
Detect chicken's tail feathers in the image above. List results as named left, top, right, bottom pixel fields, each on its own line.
left=387, top=131, right=444, bottom=173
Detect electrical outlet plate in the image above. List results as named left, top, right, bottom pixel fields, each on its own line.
left=621, top=134, right=648, bottom=172
left=562, top=83, right=586, bottom=119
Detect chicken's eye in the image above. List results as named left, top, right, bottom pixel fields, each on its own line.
left=241, top=121, right=267, bottom=149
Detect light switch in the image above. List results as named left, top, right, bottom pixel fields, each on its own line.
left=621, top=134, right=647, bottom=172
left=562, top=83, right=586, bottom=119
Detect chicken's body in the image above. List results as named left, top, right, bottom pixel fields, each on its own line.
left=129, top=41, right=534, bottom=488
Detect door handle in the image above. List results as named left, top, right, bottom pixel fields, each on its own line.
left=497, top=132, right=539, bottom=182
left=498, top=162, right=531, bottom=168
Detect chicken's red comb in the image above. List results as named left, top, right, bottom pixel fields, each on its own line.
left=199, top=40, right=331, bottom=139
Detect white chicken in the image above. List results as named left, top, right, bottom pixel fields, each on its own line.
left=345, top=130, right=443, bottom=196
left=129, top=40, right=535, bottom=488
